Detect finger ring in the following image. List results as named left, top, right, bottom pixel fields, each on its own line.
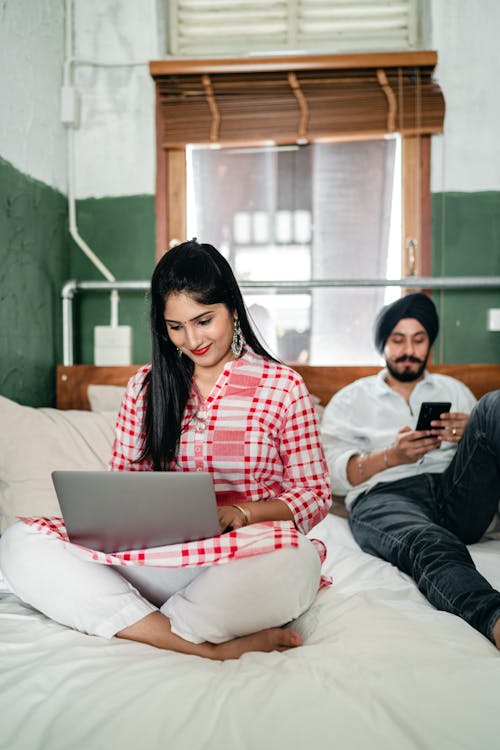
left=452, top=428, right=457, bottom=436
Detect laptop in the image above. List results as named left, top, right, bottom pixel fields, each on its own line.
left=51, top=470, right=221, bottom=554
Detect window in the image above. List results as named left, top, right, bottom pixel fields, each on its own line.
left=167, top=0, right=420, bottom=56
left=150, top=51, right=444, bottom=364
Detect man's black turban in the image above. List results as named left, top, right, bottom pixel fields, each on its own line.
left=373, top=292, right=439, bottom=354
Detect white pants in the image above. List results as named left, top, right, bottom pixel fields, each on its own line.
left=0, top=521, right=321, bottom=644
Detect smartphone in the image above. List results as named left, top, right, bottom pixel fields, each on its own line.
left=415, top=401, right=451, bottom=431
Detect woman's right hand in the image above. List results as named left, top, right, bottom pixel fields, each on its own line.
left=218, top=504, right=250, bottom=533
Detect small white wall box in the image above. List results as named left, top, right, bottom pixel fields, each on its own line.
left=60, top=85, right=80, bottom=126
left=94, top=326, right=133, bottom=366
left=487, top=309, right=500, bottom=332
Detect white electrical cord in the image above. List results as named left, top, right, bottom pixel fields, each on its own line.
left=68, top=58, right=148, bottom=67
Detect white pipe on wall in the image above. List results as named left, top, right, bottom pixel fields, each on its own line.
left=63, top=0, right=120, bottom=327
left=61, top=275, right=500, bottom=366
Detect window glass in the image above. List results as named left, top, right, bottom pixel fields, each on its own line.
left=187, top=139, right=401, bottom=364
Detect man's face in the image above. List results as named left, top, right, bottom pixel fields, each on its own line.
left=383, top=317, right=430, bottom=382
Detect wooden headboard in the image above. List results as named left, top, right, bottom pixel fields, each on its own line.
left=56, top=363, right=500, bottom=410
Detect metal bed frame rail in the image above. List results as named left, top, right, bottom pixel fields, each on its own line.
left=62, top=276, right=500, bottom=366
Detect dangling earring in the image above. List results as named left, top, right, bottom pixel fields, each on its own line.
left=231, top=318, right=244, bottom=358
left=176, top=347, right=182, bottom=359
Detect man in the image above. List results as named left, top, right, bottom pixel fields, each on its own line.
left=321, top=292, right=500, bottom=649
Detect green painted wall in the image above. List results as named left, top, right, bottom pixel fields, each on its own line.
left=70, top=195, right=156, bottom=365
left=432, top=191, right=500, bottom=364
left=0, top=156, right=68, bottom=406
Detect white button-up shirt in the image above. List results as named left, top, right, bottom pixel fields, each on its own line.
left=321, top=370, right=477, bottom=509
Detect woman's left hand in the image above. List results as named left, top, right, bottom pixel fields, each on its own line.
left=218, top=504, right=251, bottom=532
left=434, top=412, right=470, bottom=443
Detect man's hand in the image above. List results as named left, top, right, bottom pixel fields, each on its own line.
left=392, top=425, right=440, bottom=464
left=432, top=411, right=470, bottom=443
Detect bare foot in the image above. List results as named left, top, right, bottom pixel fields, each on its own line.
left=117, top=612, right=302, bottom=660
left=492, top=616, right=500, bottom=651
left=208, top=627, right=303, bottom=661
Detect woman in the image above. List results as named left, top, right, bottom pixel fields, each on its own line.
left=1, top=240, right=331, bottom=660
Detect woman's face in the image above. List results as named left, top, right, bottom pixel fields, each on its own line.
left=164, top=292, right=235, bottom=374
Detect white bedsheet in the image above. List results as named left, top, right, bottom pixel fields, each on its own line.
left=1, top=514, right=499, bottom=750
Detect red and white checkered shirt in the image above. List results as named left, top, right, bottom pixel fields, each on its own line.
left=20, top=516, right=302, bottom=569
left=110, top=349, right=331, bottom=535
left=22, top=350, right=331, bottom=579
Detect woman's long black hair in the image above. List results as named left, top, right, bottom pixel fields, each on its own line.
left=138, top=239, right=277, bottom=470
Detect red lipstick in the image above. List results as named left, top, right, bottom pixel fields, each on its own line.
left=191, top=344, right=211, bottom=356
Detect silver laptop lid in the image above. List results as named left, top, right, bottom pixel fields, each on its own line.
left=51, top=470, right=221, bottom=554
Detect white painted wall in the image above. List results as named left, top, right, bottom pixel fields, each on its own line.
left=0, top=0, right=66, bottom=192
left=0, top=0, right=160, bottom=199
left=72, top=0, right=161, bottom=198
left=430, top=0, right=500, bottom=192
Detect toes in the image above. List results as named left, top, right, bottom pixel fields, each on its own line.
left=280, top=628, right=303, bottom=648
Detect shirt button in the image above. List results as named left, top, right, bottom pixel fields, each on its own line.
left=196, top=468, right=203, bottom=472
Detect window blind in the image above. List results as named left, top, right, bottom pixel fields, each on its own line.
left=150, top=51, right=444, bottom=148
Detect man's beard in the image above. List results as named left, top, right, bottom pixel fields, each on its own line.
left=386, top=354, right=428, bottom=382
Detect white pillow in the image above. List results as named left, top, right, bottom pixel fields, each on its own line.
left=0, top=396, right=116, bottom=533
left=87, top=384, right=126, bottom=414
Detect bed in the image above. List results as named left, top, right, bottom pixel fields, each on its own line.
left=1, top=363, right=500, bottom=750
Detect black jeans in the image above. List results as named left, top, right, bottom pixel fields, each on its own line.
left=349, top=390, right=500, bottom=643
